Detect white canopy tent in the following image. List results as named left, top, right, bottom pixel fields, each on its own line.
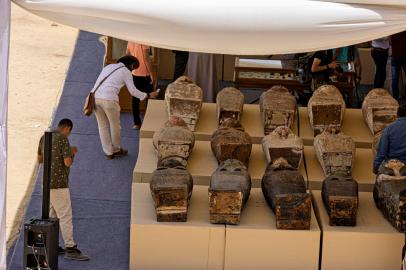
left=1, top=0, right=406, bottom=267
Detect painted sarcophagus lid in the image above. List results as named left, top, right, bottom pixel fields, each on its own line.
left=362, top=88, right=399, bottom=135
left=216, top=87, right=245, bottom=125
left=308, top=85, right=346, bottom=136
left=374, top=159, right=406, bottom=232
left=314, top=126, right=355, bottom=176
left=209, top=159, right=251, bottom=225
left=261, top=126, right=303, bottom=169
left=211, top=119, right=252, bottom=166
left=321, top=173, right=359, bottom=226
left=165, top=76, right=203, bottom=131
left=153, top=116, right=195, bottom=167
left=150, top=159, right=194, bottom=222
left=261, top=158, right=311, bottom=230
left=259, top=85, right=297, bottom=135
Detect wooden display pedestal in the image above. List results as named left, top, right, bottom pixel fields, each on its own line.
left=298, top=107, right=373, bottom=148
left=118, top=86, right=146, bottom=113
left=304, top=146, right=375, bottom=191
left=133, top=138, right=307, bottom=187
left=130, top=183, right=225, bottom=270
left=140, top=100, right=299, bottom=144
left=312, top=191, right=404, bottom=270
left=224, top=189, right=321, bottom=270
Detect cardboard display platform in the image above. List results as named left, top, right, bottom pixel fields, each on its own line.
left=133, top=138, right=307, bottom=187
left=224, top=189, right=321, bottom=270
left=304, top=146, right=376, bottom=192
left=298, top=107, right=373, bottom=148
left=313, top=191, right=404, bottom=270
left=140, top=99, right=299, bottom=144
left=130, top=183, right=225, bottom=270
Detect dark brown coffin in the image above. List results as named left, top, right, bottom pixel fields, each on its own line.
left=150, top=159, right=193, bottom=222
left=374, top=159, right=406, bottom=232
left=216, top=87, right=245, bottom=125
left=211, top=119, right=252, bottom=166
left=321, top=174, right=359, bottom=226
left=261, top=159, right=311, bottom=230
left=209, top=159, right=251, bottom=225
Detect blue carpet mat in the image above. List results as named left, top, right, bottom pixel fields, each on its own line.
left=7, top=31, right=139, bottom=270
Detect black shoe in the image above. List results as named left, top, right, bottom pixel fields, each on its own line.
left=113, top=148, right=128, bottom=157
left=58, top=246, right=65, bottom=255
left=105, top=154, right=114, bottom=160
left=64, top=246, right=90, bottom=261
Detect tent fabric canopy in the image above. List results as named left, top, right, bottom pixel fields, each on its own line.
left=11, top=0, right=406, bottom=55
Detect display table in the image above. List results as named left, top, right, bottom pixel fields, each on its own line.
left=140, top=100, right=299, bottom=144
left=298, top=107, right=373, bottom=148
left=133, top=138, right=307, bottom=187
left=130, top=183, right=225, bottom=270
left=304, top=146, right=375, bottom=191
left=312, top=191, right=404, bottom=270
left=224, top=189, right=320, bottom=270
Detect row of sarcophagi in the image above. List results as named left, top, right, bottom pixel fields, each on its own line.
left=150, top=77, right=406, bottom=231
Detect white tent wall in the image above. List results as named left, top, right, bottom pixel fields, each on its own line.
left=0, top=0, right=9, bottom=269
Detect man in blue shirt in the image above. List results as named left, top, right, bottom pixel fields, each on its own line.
left=374, top=105, right=406, bottom=173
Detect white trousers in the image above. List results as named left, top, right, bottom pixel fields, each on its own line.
left=94, top=99, right=121, bottom=155
left=50, top=188, right=76, bottom=248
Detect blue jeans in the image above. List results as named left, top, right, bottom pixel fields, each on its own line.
left=391, top=57, right=406, bottom=100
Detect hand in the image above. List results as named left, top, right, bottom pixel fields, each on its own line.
left=328, top=61, right=337, bottom=69
left=149, top=74, right=156, bottom=85
left=149, top=91, right=159, bottom=99
left=71, top=146, right=78, bottom=156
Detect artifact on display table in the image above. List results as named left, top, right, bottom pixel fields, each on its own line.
left=165, top=76, right=203, bottom=131
left=209, top=159, right=251, bottom=225
left=308, top=85, right=345, bottom=136
left=150, top=158, right=193, bottom=222
left=211, top=119, right=252, bottom=166
left=373, top=159, right=406, bottom=232
left=261, top=126, right=303, bottom=169
left=216, top=87, right=245, bottom=125
left=259, top=85, right=297, bottom=135
left=362, top=88, right=399, bottom=135
left=261, top=158, right=311, bottom=230
left=321, top=173, right=359, bottom=226
left=153, top=116, right=195, bottom=167
left=372, top=131, right=383, bottom=158
left=314, top=126, right=355, bottom=176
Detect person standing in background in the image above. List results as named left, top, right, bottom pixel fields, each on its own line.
left=172, top=50, right=189, bottom=81
left=390, top=31, right=406, bottom=100
left=127, top=41, right=155, bottom=129
left=371, top=37, right=390, bottom=88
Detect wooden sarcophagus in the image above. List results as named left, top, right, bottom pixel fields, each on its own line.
left=373, top=159, right=406, bottom=232
left=165, top=76, right=203, bottom=131
left=259, top=86, right=297, bottom=135
left=362, top=88, right=399, bottom=135
left=308, top=85, right=346, bottom=136
left=209, top=159, right=251, bottom=225
left=150, top=159, right=194, bottom=222
left=216, top=87, right=244, bottom=125
left=261, top=158, right=311, bottom=230
left=153, top=116, right=195, bottom=167
left=314, top=127, right=355, bottom=176
left=321, top=173, right=359, bottom=226
left=211, top=119, right=252, bottom=166
left=372, top=131, right=383, bottom=158
left=261, top=126, right=303, bottom=169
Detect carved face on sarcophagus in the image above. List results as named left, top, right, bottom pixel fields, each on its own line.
left=321, top=173, right=358, bottom=226
left=150, top=158, right=194, bottom=222
left=216, top=87, right=244, bottom=125
left=314, top=126, right=355, bottom=176
left=211, top=119, right=252, bottom=166
left=308, top=85, right=346, bottom=136
left=165, top=76, right=203, bottom=131
left=261, top=158, right=311, bottom=230
left=362, top=89, right=399, bottom=135
left=374, top=159, right=406, bottom=232
left=259, top=86, right=297, bottom=135
left=261, top=126, right=303, bottom=170
left=209, top=159, right=251, bottom=225
left=153, top=116, right=195, bottom=167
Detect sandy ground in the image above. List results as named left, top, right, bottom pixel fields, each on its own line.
left=7, top=4, right=77, bottom=247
